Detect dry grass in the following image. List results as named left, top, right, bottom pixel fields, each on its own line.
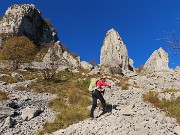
left=143, top=91, right=159, bottom=105
left=0, top=90, right=9, bottom=101
left=135, top=65, right=144, bottom=74
left=0, top=76, right=20, bottom=83
left=121, top=84, right=129, bottom=90
left=163, top=89, right=180, bottom=93
left=13, top=86, right=30, bottom=92
left=43, top=106, right=89, bottom=133
left=116, top=77, right=130, bottom=90
left=143, top=91, right=180, bottom=124
left=0, top=69, right=39, bottom=83
left=28, top=71, right=92, bottom=133
left=35, top=46, right=49, bottom=62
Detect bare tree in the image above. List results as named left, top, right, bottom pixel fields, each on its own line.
left=159, top=16, right=180, bottom=67
left=165, top=31, right=180, bottom=57
left=165, top=16, right=180, bottom=57
left=42, top=44, right=58, bottom=81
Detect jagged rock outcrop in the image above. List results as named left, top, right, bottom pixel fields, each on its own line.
left=19, top=41, right=81, bottom=70
left=143, top=47, right=169, bottom=72
left=100, top=28, right=134, bottom=75
left=63, top=51, right=81, bottom=68
left=80, top=61, right=93, bottom=70
left=0, top=4, right=82, bottom=70
left=137, top=48, right=180, bottom=91
left=43, top=41, right=81, bottom=69
left=0, top=4, right=58, bottom=46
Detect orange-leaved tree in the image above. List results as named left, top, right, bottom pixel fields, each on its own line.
left=0, top=36, right=37, bottom=69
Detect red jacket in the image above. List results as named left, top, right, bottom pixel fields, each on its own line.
left=96, top=79, right=110, bottom=91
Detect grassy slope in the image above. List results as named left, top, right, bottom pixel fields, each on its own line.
left=143, top=90, right=180, bottom=124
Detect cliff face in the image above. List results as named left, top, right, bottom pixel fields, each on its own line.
left=43, top=41, right=81, bottom=69
left=0, top=4, right=58, bottom=46
left=143, top=47, right=169, bottom=72
left=0, top=4, right=82, bottom=70
left=100, top=28, right=134, bottom=74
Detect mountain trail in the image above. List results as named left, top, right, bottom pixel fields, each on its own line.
left=52, top=87, right=180, bottom=135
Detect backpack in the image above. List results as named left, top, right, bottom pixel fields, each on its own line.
left=88, top=78, right=99, bottom=91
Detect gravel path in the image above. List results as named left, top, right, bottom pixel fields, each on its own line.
left=52, top=87, right=180, bottom=135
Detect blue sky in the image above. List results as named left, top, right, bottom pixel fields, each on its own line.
left=1, top=0, right=180, bottom=68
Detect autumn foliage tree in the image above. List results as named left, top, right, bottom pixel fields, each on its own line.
left=0, top=36, right=37, bottom=69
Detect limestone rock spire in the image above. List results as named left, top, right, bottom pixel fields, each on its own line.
left=144, top=47, right=169, bottom=72
left=100, top=28, right=134, bottom=74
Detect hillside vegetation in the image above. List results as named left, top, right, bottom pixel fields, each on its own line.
left=143, top=91, right=180, bottom=124
left=13, top=69, right=101, bottom=133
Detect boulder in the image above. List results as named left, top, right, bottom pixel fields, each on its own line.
left=11, top=72, right=23, bottom=78
left=0, top=107, right=14, bottom=117
left=0, top=107, right=15, bottom=128
left=2, top=116, right=15, bottom=128
left=174, top=126, right=180, bottom=135
left=21, top=106, right=43, bottom=121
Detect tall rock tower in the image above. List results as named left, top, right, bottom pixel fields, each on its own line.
left=100, top=28, right=134, bottom=75
left=143, top=47, right=169, bottom=72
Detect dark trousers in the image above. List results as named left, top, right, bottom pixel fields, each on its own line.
left=90, top=89, right=106, bottom=118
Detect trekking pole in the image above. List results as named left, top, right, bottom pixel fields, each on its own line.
left=111, top=88, right=114, bottom=114
left=111, top=86, right=117, bottom=115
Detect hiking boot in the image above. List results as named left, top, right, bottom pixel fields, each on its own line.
left=101, top=111, right=107, bottom=115
left=90, top=117, right=94, bottom=120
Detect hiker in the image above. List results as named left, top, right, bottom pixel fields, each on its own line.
left=90, top=77, right=111, bottom=119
